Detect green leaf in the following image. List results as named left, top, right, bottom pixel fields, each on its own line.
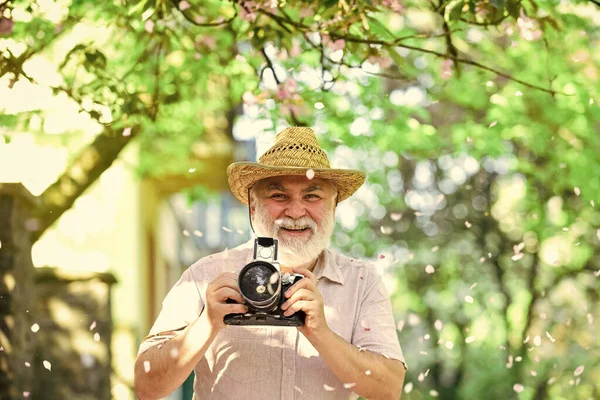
left=447, top=0, right=465, bottom=22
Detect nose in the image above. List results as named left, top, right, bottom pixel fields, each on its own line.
left=284, top=198, right=307, bottom=220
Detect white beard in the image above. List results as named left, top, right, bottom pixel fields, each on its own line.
left=252, top=203, right=335, bottom=267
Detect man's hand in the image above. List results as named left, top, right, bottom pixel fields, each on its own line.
left=280, top=267, right=329, bottom=338
left=204, top=272, right=248, bottom=332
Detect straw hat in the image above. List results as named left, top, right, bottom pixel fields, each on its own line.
left=227, top=127, right=366, bottom=205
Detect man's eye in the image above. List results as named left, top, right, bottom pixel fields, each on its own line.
left=306, top=194, right=320, bottom=199
left=271, top=194, right=286, bottom=199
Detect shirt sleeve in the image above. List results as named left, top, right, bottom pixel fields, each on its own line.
left=137, top=267, right=204, bottom=355
left=351, top=270, right=406, bottom=369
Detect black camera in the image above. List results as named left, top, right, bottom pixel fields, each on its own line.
left=224, top=237, right=306, bottom=326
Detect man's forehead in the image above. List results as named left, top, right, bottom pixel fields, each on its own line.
left=257, top=175, right=333, bottom=190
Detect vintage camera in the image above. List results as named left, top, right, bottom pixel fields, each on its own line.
left=224, top=237, right=306, bottom=326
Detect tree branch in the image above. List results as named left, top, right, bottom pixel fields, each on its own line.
left=260, top=47, right=302, bottom=126
left=33, top=125, right=140, bottom=241
left=171, top=0, right=237, bottom=27
left=257, top=9, right=562, bottom=96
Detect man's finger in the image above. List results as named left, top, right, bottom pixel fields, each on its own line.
left=281, top=289, right=314, bottom=310
left=213, top=287, right=245, bottom=304
left=208, top=275, right=240, bottom=292
left=220, top=302, right=248, bottom=315
left=285, top=276, right=316, bottom=298
left=283, top=300, right=311, bottom=317
left=292, top=267, right=317, bottom=283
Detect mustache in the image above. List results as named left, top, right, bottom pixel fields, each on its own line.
left=274, top=216, right=317, bottom=230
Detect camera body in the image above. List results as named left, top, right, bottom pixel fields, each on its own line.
left=224, top=237, right=306, bottom=326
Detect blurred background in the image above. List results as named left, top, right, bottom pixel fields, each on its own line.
left=0, top=0, right=599, bottom=399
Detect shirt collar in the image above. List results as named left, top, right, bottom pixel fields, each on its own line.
left=313, top=248, right=345, bottom=285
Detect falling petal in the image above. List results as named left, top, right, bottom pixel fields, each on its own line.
left=445, top=341, right=454, bottom=349
left=515, top=356, right=522, bottom=362
left=596, top=229, right=600, bottom=241
left=404, top=382, right=413, bottom=393
left=587, top=313, right=593, bottom=324
left=89, top=321, right=96, bottom=331
left=343, top=383, right=356, bottom=389
left=360, top=320, right=371, bottom=331
left=364, top=370, right=371, bottom=375
left=545, top=331, right=556, bottom=343
left=122, top=127, right=132, bottom=136
left=434, top=320, right=443, bottom=331
left=533, top=335, right=541, bottom=346
left=31, top=324, right=40, bottom=333
left=94, top=333, right=100, bottom=342
left=479, top=257, right=485, bottom=262
left=531, top=370, right=537, bottom=376
left=236, top=229, right=244, bottom=234
left=25, top=362, right=30, bottom=367
left=430, top=390, right=439, bottom=397
left=222, top=227, right=233, bottom=233
left=489, top=121, right=497, bottom=128
left=193, top=230, right=203, bottom=237
left=425, top=368, right=430, bottom=377
left=547, top=377, right=556, bottom=385
left=188, top=168, right=196, bottom=173
left=323, top=384, right=335, bottom=391
left=591, top=200, right=595, bottom=207
left=380, top=226, right=393, bottom=234
left=408, top=313, right=421, bottom=326
left=523, top=335, right=530, bottom=343
left=390, top=213, right=402, bottom=221
left=396, top=320, right=405, bottom=331
left=420, top=351, right=427, bottom=355
left=425, top=265, right=435, bottom=274
left=178, top=0, right=191, bottom=11
left=512, top=253, right=524, bottom=261
left=143, top=360, right=151, bottom=373
left=306, top=169, right=315, bottom=180
left=465, top=295, right=474, bottom=303
left=431, top=246, right=439, bottom=252
left=574, top=365, right=584, bottom=376
left=424, top=334, right=430, bottom=340
left=23, top=393, right=30, bottom=398
left=513, top=383, right=524, bottom=393
left=170, top=348, right=180, bottom=358
left=43, top=360, right=51, bottom=371
left=515, top=91, right=523, bottom=97
left=469, top=282, right=477, bottom=290
left=465, top=336, right=476, bottom=343
left=418, top=372, right=425, bottom=381
left=574, top=187, right=581, bottom=196
left=465, top=221, right=472, bottom=228
left=0, top=240, right=2, bottom=249
left=379, top=254, right=385, bottom=259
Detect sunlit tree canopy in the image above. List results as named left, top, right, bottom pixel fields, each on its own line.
left=1, top=0, right=599, bottom=398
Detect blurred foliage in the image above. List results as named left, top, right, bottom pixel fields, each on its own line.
left=1, top=0, right=600, bottom=399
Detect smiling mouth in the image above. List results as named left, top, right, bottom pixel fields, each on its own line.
left=281, top=227, right=310, bottom=232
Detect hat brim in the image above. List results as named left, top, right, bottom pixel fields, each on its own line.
left=227, top=162, right=366, bottom=205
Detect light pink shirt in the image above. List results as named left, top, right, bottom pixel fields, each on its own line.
left=138, top=241, right=406, bottom=399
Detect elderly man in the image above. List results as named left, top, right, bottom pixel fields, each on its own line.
left=134, top=127, right=406, bottom=400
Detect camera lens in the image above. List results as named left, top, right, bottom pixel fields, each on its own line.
left=238, top=261, right=281, bottom=310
